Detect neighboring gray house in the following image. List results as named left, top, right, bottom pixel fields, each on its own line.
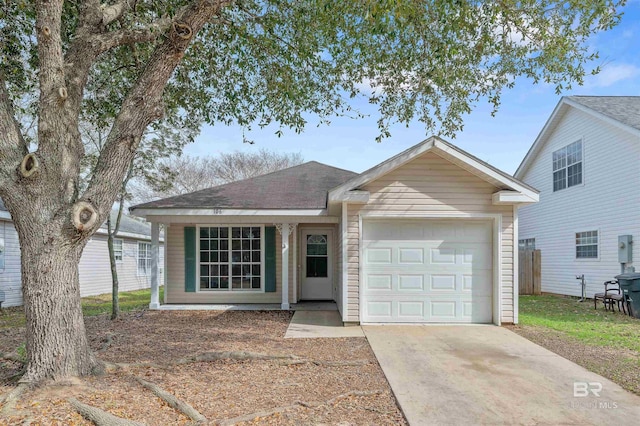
left=515, top=96, right=640, bottom=298
left=0, top=199, right=164, bottom=307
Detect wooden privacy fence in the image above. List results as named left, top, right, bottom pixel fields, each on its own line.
left=519, top=249, right=541, bottom=295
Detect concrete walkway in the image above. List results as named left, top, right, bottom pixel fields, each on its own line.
left=285, top=311, right=364, bottom=338
left=364, top=325, right=640, bottom=426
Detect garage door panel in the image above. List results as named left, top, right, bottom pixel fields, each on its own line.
left=362, top=219, right=493, bottom=323
left=363, top=295, right=492, bottom=323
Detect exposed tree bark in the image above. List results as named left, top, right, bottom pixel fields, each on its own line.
left=135, top=377, right=207, bottom=424
left=0, top=0, right=229, bottom=383
left=18, top=233, right=102, bottom=382
left=69, top=398, right=145, bottom=426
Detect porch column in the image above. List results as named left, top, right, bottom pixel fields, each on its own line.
left=276, top=223, right=296, bottom=310
left=149, top=222, right=160, bottom=309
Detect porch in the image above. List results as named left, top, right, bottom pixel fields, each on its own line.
left=145, top=218, right=342, bottom=315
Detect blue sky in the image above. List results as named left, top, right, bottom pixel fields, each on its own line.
left=185, top=3, right=640, bottom=175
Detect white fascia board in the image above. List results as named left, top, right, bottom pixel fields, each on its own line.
left=0, top=211, right=11, bottom=220
left=333, top=190, right=370, bottom=203
left=492, top=190, right=539, bottom=205
left=133, top=208, right=329, bottom=218
left=433, top=140, right=539, bottom=200
left=515, top=97, right=640, bottom=179
left=514, top=98, right=567, bottom=179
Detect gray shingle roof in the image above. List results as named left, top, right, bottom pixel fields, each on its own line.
left=131, top=161, right=358, bottom=210
left=568, top=96, right=640, bottom=131
left=101, top=210, right=155, bottom=237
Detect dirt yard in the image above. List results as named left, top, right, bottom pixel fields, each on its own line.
left=0, top=310, right=405, bottom=425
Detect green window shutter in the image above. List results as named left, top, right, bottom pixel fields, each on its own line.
left=265, top=226, right=276, bottom=292
left=184, top=227, right=196, bottom=292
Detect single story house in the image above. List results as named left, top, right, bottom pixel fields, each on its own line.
left=131, top=137, right=538, bottom=325
left=515, top=96, right=640, bottom=297
left=0, top=201, right=164, bottom=307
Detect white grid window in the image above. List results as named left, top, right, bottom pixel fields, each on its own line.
left=518, top=238, right=536, bottom=250
left=553, top=140, right=582, bottom=192
left=137, top=242, right=152, bottom=275
left=576, top=231, right=598, bottom=259
left=113, top=239, right=123, bottom=262
left=199, top=226, right=262, bottom=291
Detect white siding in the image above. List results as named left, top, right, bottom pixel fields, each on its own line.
left=519, top=107, right=640, bottom=297
left=0, top=220, right=23, bottom=307
left=0, top=222, right=164, bottom=307
left=345, top=151, right=515, bottom=324
left=78, top=235, right=165, bottom=297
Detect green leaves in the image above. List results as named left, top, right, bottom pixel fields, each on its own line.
left=1, top=0, right=625, bottom=145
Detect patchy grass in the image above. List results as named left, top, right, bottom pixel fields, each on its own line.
left=0, top=287, right=164, bottom=329
left=512, top=294, right=640, bottom=395
left=519, top=294, right=640, bottom=352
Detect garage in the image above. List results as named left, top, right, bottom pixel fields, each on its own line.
left=361, top=219, right=494, bottom=323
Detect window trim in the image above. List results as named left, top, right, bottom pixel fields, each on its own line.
left=113, top=238, right=124, bottom=263
left=137, top=241, right=152, bottom=276
left=195, top=224, right=266, bottom=293
left=518, top=238, right=536, bottom=251
left=552, top=139, right=584, bottom=192
left=575, top=229, right=599, bottom=261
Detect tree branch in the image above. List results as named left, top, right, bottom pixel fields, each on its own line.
left=0, top=79, right=29, bottom=193
left=81, top=0, right=233, bottom=219
left=101, top=1, right=133, bottom=26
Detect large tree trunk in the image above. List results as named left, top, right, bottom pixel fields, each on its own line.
left=19, top=225, right=100, bottom=382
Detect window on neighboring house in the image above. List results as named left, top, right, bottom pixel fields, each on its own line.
left=518, top=238, right=536, bottom=250
left=137, top=242, right=152, bottom=275
left=199, top=226, right=262, bottom=291
left=113, top=239, right=123, bottom=262
left=0, top=237, right=5, bottom=271
left=553, top=140, right=582, bottom=192
left=576, top=231, right=598, bottom=259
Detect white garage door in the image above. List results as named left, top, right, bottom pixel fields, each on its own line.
left=362, top=219, right=493, bottom=323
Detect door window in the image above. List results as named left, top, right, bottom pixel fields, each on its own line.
left=306, top=234, right=328, bottom=278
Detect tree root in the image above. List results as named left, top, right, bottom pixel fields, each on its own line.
left=216, top=390, right=383, bottom=425
left=69, top=398, right=145, bottom=426
left=176, top=351, right=300, bottom=364
left=104, top=351, right=368, bottom=372
left=0, top=383, right=29, bottom=417
left=98, top=333, right=116, bottom=352
left=0, top=351, right=25, bottom=364
left=134, top=377, right=207, bottom=424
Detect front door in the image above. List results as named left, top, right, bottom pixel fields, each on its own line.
left=301, top=230, right=333, bottom=300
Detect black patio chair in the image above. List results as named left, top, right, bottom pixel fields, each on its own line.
left=594, top=280, right=627, bottom=313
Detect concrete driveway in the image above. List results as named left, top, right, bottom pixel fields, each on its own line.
left=364, top=325, right=640, bottom=425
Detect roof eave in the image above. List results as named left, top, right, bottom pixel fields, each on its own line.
left=515, top=97, right=640, bottom=179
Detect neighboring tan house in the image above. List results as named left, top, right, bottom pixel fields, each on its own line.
left=131, top=137, right=538, bottom=325
left=0, top=201, right=165, bottom=307
left=515, top=96, right=640, bottom=298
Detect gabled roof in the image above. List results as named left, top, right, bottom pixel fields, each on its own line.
left=329, top=136, right=538, bottom=202
left=515, top=96, right=640, bottom=178
left=131, top=161, right=358, bottom=212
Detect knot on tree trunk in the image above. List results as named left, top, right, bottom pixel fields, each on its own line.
left=41, top=26, right=51, bottom=38
left=19, top=153, right=40, bottom=178
left=72, top=201, right=99, bottom=232
left=58, top=87, right=68, bottom=102
left=172, top=22, right=193, bottom=40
